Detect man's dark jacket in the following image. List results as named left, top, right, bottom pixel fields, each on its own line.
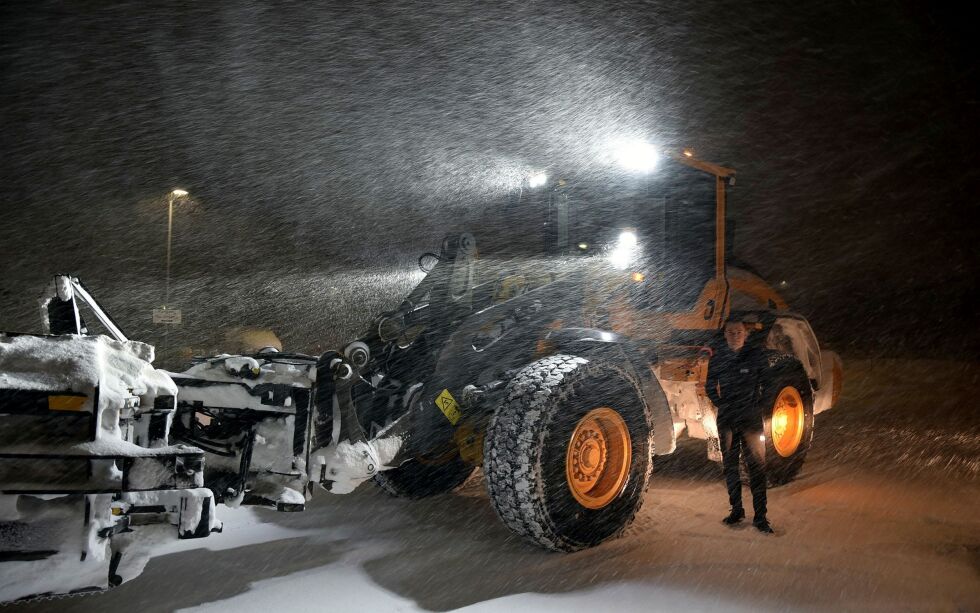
left=706, top=344, right=768, bottom=428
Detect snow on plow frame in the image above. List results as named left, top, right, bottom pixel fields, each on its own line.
left=1, top=282, right=221, bottom=603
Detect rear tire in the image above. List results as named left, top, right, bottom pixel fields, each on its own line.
left=374, top=454, right=474, bottom=499
left=760, top=354, right=814, bottom=485
left=484, top=354, right=653, bottom=552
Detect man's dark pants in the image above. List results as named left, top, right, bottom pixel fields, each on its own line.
left=719, top=422, right=767, bottom=518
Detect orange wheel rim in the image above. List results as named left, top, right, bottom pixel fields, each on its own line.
left=771, top=386, right=804, bottom=457
left=565, top=407, right=632, bottom=509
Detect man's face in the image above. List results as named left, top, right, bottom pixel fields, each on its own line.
left=724, top=322, right=749, bottom=352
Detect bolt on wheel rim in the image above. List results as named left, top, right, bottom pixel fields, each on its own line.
left=565, top=407, right=632, bottom=509
left=771, top=386, right=804, bottom=457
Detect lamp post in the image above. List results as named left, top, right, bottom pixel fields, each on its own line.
left=160, top=188, right=188, bottom=365
left=165, top=188, right=188, bottom=308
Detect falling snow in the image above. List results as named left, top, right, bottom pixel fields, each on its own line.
left=1, top=1, right=977, bottom=611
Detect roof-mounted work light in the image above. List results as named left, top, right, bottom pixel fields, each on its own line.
left=528, top=172, right=548, bottom=188
left=613, top=140, right=659, bottom=173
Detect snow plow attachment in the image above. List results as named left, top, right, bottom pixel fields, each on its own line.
left=1, top=305, right=220, bottom=602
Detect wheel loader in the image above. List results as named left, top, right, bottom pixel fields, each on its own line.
left=167, top=148, right=841, bottom=551
left=0, top=148, right=843, bottom=600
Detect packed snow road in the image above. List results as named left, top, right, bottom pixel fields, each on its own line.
left=6, top=357, right=978, bottom=612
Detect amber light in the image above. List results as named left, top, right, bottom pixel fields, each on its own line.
left=48, top=395, right=86, bottom=411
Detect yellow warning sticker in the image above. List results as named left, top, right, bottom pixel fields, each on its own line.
left=435, top=389, right=462, bottom=425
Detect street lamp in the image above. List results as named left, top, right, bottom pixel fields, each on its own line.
left=158, top=188, right=189, bottom=366
left=165, top=188, right=189, bottom=308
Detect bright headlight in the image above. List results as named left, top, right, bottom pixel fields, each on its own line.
left=613, top=140, right=659, bottom=173
left=617, top=230, right=637, bottom=247
left=528, top=172, right=548, bottom=188
left=608, top=230, right=640, bottom=270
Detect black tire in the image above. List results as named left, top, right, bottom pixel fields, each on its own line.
left=483, top=354, right=653, bottom=552
left=759, top=353, right=814, bottom=486
left=374, top=454, right=475, bottom=499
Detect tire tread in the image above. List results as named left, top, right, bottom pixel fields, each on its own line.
left=484, top=354, right=652, bottom=551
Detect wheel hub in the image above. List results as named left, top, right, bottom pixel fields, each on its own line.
left=565, top=408, right=632, bottom=509
left=571, top=429, right=607, bottom=481
left=771, top=386, right=805, bottom=458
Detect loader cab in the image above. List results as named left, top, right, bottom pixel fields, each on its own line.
left=508, top=157, right=726, bottom=317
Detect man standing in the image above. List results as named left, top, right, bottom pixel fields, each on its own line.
left=706, top=316, right=774, bottom=533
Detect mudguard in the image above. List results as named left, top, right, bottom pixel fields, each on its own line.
left=544, top=327, right=676, bottom=456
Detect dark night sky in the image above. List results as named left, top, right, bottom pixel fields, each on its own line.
left=1, top=1, right=976, bottom=357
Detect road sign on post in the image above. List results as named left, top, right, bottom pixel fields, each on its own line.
left=152, top=308, right=182, bottom=325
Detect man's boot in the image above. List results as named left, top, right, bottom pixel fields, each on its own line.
left=722, top=507, right=745, bottom=525
left=753, top=516, right=774, bottom=534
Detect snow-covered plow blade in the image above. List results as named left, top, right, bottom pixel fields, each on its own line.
left=0, top=333, right=219, bottom=602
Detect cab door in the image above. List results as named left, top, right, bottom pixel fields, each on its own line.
left=645, top=167, right=729, bottom=332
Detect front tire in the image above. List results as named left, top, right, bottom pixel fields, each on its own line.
left=484, top=354, right=653, bottom=552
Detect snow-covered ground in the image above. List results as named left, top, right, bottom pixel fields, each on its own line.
left=5, top=357, right=978, bottom=612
